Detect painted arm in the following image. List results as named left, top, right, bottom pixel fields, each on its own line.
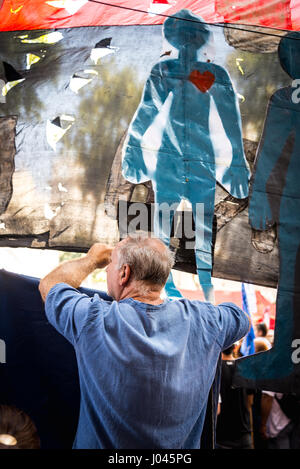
left=39, top=244, right=112, bottom=301
left=211, top=67, right=249, bottom=199
left=249, top=91, right=292, bottom=230
left=122, top=63, right=168, bottom=184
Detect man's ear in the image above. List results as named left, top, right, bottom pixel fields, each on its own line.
left=120, top=264, right=131, bottom=286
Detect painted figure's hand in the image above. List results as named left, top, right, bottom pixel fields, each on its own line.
left=222, top=165, right=249, bottom=199
left=249, top=191, right=275, bottom=230
left=87, top=243, right=113, bottom=269
left=122, top=143, right=150, bottom=184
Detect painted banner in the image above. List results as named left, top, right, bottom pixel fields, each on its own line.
left=234, top=31, right=300, bottom=392
left=1, top=3, right=300, bottom=391
left=0, top=0, right=299, bottom=31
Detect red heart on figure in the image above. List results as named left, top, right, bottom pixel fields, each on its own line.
left=189, top=70, right=215, bottom=92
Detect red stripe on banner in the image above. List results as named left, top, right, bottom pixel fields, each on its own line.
left=0, top=0, right=299, bottom=31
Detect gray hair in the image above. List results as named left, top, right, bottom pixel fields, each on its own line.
left=117, top=235, right=175, bottom=286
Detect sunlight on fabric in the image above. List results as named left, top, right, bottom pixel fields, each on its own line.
left=44, top=202, right=64, bottom=220
left=58, top=182, right=68, bottom=193
left=148, top=0, right=176, bottom=16
left=69, top=69, right=98, bottom=93
left=236, top=58, right=245, bottom=75
left=90, top=37, right=118, bottom=65
left=46, top=115, right=75, bottom=151
left=26, top=53, right=41, bottom=70
left=19, top=32, right=63, bottom=44
left=2, top=79, right=25, bottom=97
left=46, top=0, right=87, bottom=15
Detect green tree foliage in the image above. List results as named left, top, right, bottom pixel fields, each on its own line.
left=63, top=58, right=143, bottom=205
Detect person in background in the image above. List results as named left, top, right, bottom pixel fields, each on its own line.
left=234, top=339, right=244, bottom=358
left=254, top=337, right=272, bottom=354
left=255, top=322, right=268, bottom=338
left=0, top=405, right=40, bottom=449
left=216, top=344, right=253, bottom=449
left=260, top=392, right=294, bottom=449
left=255, top=322, right=272, bottom=349
left=251, top=338, right=271, bottom=448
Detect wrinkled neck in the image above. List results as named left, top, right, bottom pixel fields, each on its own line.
left=119, top=281, right=164, bottom=305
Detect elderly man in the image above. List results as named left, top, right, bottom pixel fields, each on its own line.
left=39, top=235, right=250, bottom=449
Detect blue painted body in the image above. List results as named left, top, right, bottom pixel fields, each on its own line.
left=122, top=9, right=249, bottom=301
left=236, top=32, right=300, bottom=387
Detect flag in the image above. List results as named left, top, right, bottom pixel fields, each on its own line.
left=240, top=283, right=256, bottom=356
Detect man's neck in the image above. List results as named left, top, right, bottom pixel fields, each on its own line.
left=119, top=283, right=164, bottom=305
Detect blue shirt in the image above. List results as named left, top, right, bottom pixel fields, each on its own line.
left=45, top=283, right=249, bottom=449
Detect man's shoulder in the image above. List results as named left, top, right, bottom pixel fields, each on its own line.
left=169, top=298, right=221, bottom=325
left=171, top=298, right=215, bottom=311
left=174, top=299, right=243, bottom=313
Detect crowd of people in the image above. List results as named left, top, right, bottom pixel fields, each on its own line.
left=216, top=323, right=300, bottom=449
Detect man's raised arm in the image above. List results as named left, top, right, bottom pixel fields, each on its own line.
left=39, top=244, right=112, bottom=302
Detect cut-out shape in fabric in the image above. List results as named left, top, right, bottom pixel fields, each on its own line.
left=1, top=62, right=25, bottom=96
left=46, top=115, right=75, bottom=151
left=46, top=0, right=88, bottom=15
left=234, top=31, right=300, bottom=392
left=148, top=0, right=176, bottom=15
left=122, top=9, right=249, bottom=302
left=44, top=202, right=64, bottom=220
left=69, top=69, right=98, bottom=93
left=90, top=37, right=118, bottom=64
left=18, top=32, right=63, bottom=44
left=26, top=53, right=41, bottom=70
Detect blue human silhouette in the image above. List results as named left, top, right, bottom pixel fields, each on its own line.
left=122, top=9, right=249, bottom=301
left=237, top=31, right=300, bottom=385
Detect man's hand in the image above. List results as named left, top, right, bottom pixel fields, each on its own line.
left=87, top=243, right=112, bottom=269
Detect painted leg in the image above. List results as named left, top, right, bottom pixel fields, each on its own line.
left=165, top=273, right=183, bottom=299
left=197, top=268, right=215, bottom=304
left=153, top=194, right=182, bottom=299
left=192, top=200, right=215, bottom=303
left=235, top=225, right=300, bottom=389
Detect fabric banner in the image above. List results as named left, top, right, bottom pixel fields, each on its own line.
left=0, top=18, right=292, bottom=288
left=1, top=7, right=300, bottom=392
left=0, top=269, right=111, bottom=448
left=0, top=0, right=299, bottom=31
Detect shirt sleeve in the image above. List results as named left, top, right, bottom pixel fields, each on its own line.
left=262, top=391, right=275, bottom=397
left=215, top=302, right=250, bottom=350
left=45, top=283, right=103, bottom=345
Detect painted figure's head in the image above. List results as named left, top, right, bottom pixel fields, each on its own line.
left=163, top=9, right=210, bottom=50
left=278, top=31, right=300, bottom=79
